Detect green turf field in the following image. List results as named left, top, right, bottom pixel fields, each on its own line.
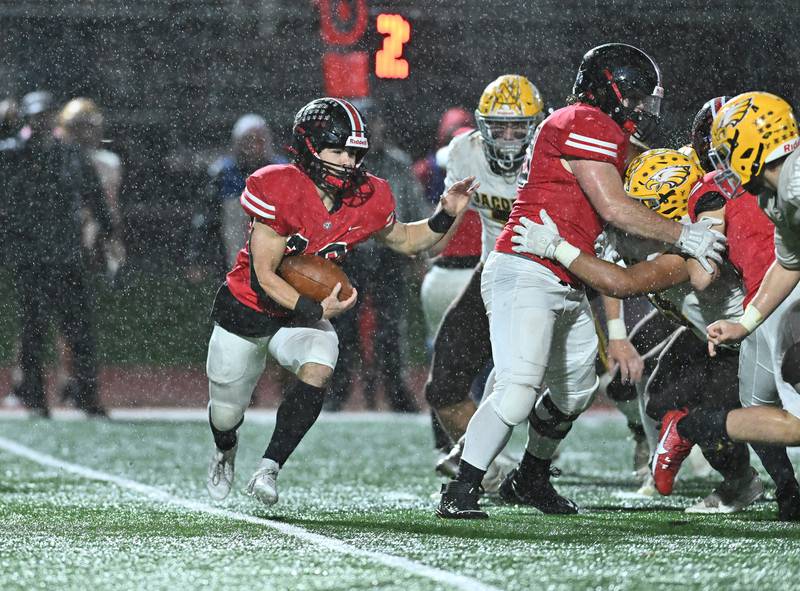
left=2, top=411, right=799, bottom=591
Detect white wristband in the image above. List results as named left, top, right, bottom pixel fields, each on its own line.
left=554, top=241, right=581, bottom=269
left=738, top=304, right=764, bottom=334
left=607, top=318, right=627, bottom=340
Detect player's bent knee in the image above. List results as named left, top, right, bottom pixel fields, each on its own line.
left=209, top=400, right=245, bottom=432
left=297, top=362, right=334, bottom=388
left=491, top=382, right=537, bottom=426
left=562, top=376, right=600, bottom=416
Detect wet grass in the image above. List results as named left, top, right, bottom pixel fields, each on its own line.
left=2, top=413, right=799, bottom=591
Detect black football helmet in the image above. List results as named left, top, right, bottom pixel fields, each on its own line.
left=291, top=97, right=371, bottom=203
left=572, top=43, right=663, bottom=142
left=690, top=96, right=731, bottom=173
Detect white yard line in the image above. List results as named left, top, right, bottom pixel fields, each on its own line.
left=0, top=436, right=501, bottom=591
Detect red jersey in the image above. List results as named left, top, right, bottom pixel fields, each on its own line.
left=688, top=171, right=774, bottom=306
left=227, top=164, right=396, bottom=317
left=440, top=209, right=482, bottom=259
left=495, top=103, right=629, bottom=285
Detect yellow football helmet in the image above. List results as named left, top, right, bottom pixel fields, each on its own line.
left=624, top=148, right=703, bottom=220
left=709, top=91, right=800, bottom=197
left=475, top=74, right=545, bottom=176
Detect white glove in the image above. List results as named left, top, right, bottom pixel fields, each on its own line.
left=594, top=231, right=621, bottom=263
left=511, top=209, right=563, bottom=258
left=676, top=218, right=727, bottom=274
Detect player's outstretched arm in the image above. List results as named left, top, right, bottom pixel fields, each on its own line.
left=511, top=210, right=689, bottom=297
left=376, top=176, right=479, bottom=255
left=571, top=158, right=726, bottom=272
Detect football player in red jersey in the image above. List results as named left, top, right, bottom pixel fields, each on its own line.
left=438, top=43, right=727, bottom=519
left=205, top=97, right=478, bottom=506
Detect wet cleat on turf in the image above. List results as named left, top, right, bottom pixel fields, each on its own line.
left=246, top=458, right=280, bottom=506
left=498, top=467, right=578, bottom=514
left=206, top=443, right=238, bottom=501
left=436, top=480, right=488, bottom=519
left=777, top=483, right=800, bottom=521
left=652, top=409, right=693, bottom=496
left=685, top=468, right=764, bottom=514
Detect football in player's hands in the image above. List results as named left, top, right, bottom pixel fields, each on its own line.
left=277, top=255, right=354, bottom=302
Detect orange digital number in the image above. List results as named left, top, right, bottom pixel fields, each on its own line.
left=375, top=14, right=410, bottom=79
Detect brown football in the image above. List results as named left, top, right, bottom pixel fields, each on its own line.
left=277, top=254, right=354, bottom=302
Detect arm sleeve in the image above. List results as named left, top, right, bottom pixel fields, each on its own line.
left=690, top=190, right=727, bottom=221
left=560, top=113, right=622, bottom=164
left=240, top=175, right=293, bottom=235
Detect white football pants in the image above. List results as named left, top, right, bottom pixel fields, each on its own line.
left=206, top=322, right=339, bottom=431
left=738, top=282, right=800, bottom=418
left=420, top=264, right=475, bottom=342
left=462, top=252, right=599, bottom=470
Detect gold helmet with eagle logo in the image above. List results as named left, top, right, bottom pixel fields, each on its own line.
left=709, top=91, right=800, bottom=197
left=475, top=74, right=545, bottom=176
left=624, top=148, right=703, bottom=220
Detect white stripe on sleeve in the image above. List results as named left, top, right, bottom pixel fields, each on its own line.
left=564, top=139, right=618, bottom=159
left=243, top=188, right=276, bottom=211
left=567, top=132, right=618, bottom=150
left=241, top=192, right=276, bottom=220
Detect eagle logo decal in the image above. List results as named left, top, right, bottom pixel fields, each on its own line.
left=718, top=97, right=753, bottom=130
left=645, top=165, right=692, bottom=192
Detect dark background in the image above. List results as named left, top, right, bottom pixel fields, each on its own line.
left=1, top=0, right=798, bottom=364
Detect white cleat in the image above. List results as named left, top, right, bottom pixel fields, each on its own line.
left=206, top=444, right=238, bottom=501
left=685, top=468, right=764, bottom=514
left=246, top=458, right=280, bottom=506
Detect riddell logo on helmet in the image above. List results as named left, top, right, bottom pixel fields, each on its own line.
left=784, top=138, right=800, bottom=153
left=346, top=136, right=369, bottom=148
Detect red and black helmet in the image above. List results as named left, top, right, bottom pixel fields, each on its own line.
left=572, top=43, right=664, bottom=142
left=291, top=97, right=371, bottom=202
left=690, top=96, right=731, bottom=173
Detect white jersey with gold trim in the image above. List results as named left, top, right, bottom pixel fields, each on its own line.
left=444, top=130, right=518, bottom=261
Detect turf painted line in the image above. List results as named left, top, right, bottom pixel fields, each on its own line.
left=0, top=436, right=501, bottom=591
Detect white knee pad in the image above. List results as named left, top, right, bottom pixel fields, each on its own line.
left=552, top=375, right=600, bottom=416
left=490, top=382, right=538, bottom=426
left=208, top=399, right=245, bottom=432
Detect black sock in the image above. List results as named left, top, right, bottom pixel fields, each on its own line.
left=751, top=444, right=800, bottom=492
left=264, top=380, right=326, bottom=466
left=700, top=441, right=751, bottom=481
left=519, top=450, right=551, bottom=480
left=455, top=459, right=486, bottom=486
left=209, top=410, right=242, bottom=452
left=676, top=409, right=730, bottom=447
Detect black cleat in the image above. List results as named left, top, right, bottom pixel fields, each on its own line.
left=436, top=480, right=488, bottom=519
left=498, top=467, right=578, bottom=514
left=777, top=483, right=800, bottom=521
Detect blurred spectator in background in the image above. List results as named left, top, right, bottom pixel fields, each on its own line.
left=0, top=97, right=20, bottom=270
left=0, top=97, right=19, bottom=140
left=412, top=107, right=473, bottom=204
left=58, top=98, right=126, bottom=279
left=325, top=100, right=427, bottom=412
left=188, top=114, right=285, bottom=280
left=0, top=90, right=116, bottom=417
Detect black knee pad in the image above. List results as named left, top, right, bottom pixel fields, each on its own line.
left=528, top=393, right=580, bottom=441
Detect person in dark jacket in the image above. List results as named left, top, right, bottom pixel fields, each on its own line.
left=1, top=90, right=114, bottom=417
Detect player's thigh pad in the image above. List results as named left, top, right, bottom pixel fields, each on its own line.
left=267, top=320, right=339, bottom=375
left=543, top=293, right=600, bottom=415
left=207, top=324, right=269, bottom=429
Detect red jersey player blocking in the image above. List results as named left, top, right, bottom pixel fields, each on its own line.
left=205, top=97, right=478, bottom=506
left=438, top=43, right=726, bottom=519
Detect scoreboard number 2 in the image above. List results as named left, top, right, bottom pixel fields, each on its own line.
left=375, top=14, right=410, bottom=79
